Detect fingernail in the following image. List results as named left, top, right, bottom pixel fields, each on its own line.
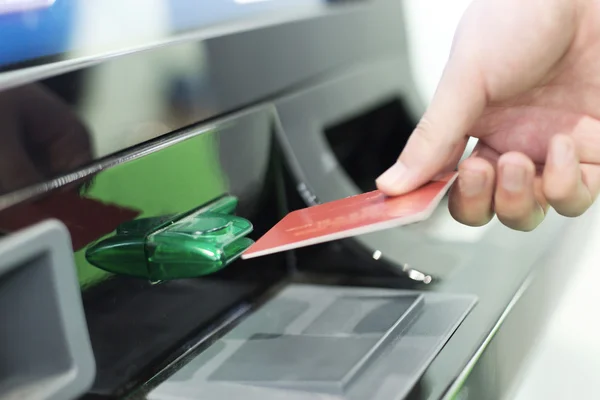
left=459, top=170, right=486, bottom=197
left=552, top=136, right=574, bottom=166
left=377, top=161, right=408, bottom=189
left=502, top=163, right=526, bottom=192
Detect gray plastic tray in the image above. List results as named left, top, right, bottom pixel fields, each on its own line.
left=0, top=220, right=96, bottom=400
left=150, top=284, right=476, bottom=400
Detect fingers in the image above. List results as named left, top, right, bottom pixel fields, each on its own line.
left=543, top=134, right=597, bottom=217
left=376, top=55, right=487, bottom=195
left=451, top=136, right=600, bottom=231
left=449, top=156, right=495, bottom=226
left=495, top=152, right=546, bottom=231
left=450, top=150, right=546, bottom=231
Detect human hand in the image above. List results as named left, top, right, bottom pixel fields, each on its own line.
left=377, top=0, right=600, bottom=231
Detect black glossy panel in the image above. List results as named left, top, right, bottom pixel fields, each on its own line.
left=0, top=0, right=407, bottom=205
left=83, top=278, right=258, bottom=396
left=0, top=84, right=92, bottom=196
left=0, top=107, right=274, bottom=287
left=0, top=105, right=285, bottom=397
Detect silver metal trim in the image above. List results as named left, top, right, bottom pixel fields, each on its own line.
left=441, top=274, right=535, bottom=400
left=0, top=3, right=349, bottom=92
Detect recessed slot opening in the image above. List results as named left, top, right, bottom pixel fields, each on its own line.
left=324, top=98, right=416, bottom=192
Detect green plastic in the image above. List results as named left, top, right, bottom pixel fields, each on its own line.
left=85, top=195, right=254, bottom=280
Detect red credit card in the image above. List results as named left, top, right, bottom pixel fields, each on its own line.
left=242, top=172, right=458, bottom=259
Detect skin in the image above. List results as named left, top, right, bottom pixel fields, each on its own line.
left=376, top=0, right=600, bottom=231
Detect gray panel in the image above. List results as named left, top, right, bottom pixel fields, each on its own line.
left=229, top=297, right=311, bottom=339
left=0, top=220, right=96, bottom=400
left=149, top=284, right=475, bottom=400
left=210, top=334, right=379, bottom=394
left=303, top=295, right=420, bottom=336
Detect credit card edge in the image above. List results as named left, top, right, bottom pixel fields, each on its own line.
left=242, top=172, right=457, bottom=260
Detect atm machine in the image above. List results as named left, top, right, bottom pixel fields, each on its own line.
left=0, top=1, right=572, bottom=400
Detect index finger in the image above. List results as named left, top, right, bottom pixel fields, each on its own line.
left=376, top=56, right=487, bottom=195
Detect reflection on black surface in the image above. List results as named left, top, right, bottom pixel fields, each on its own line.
left=83, top=277, right=260, bottom=396
left=0, top=84, right=286, bottom=396
left=0, top=84, right=91, bottom=194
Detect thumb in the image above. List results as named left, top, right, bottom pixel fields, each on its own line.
left=376, top=58, right=487, bottom=195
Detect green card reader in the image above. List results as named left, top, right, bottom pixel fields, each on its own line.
left=85, top=195, right=254, bottom=281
